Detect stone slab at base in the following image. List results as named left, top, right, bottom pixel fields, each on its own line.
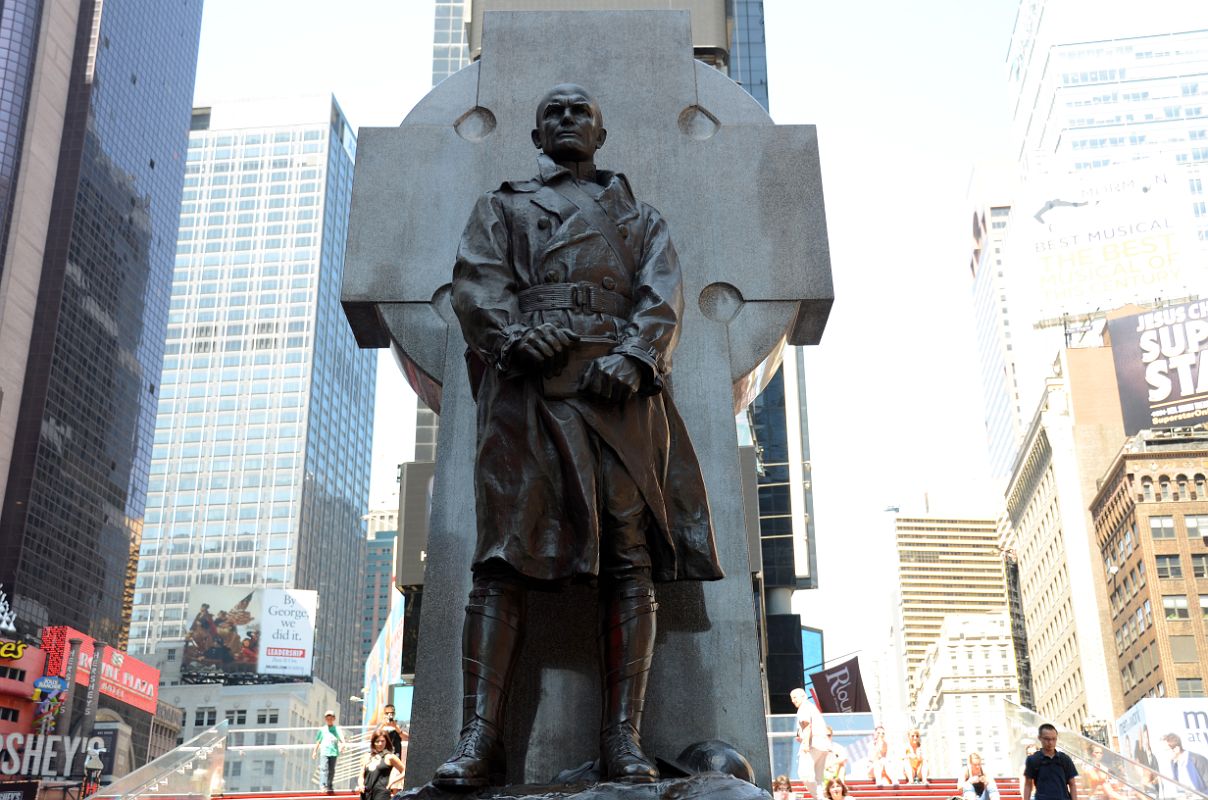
left=397, top=774, right=770, bottom=800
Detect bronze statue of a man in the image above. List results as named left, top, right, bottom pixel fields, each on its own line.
left=435, top=84, right=722, bottom=789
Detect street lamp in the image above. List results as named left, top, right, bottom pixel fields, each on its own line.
left=83, top=750, right=105, bottom=796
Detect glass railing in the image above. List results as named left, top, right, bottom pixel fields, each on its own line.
left=220, top=725, right=377, bottom=794
left=91, top=720, right=228, bottom=800
left=1003, top=701, right=1208, bottom=800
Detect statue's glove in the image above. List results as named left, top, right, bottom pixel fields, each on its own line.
left=511, top=323, right=579, bottom=375
left=580, top=354, right=642, bottom=403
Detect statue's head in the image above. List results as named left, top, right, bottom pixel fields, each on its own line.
left=531, top=83, right=607, bottom=162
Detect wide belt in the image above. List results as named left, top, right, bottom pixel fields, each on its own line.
left=518, top=282, right=632, bottom=319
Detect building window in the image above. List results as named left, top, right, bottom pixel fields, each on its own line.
left=1186, top=514, right=1208, bottom=538
left=1144, top=599, right=1153, bottom=627
left=0, top=666, right=27, bottom=681
left=0, top=707, right=18, bottom=722
left=1177, top=677, right=1205, bottom=697
left=1156, top=554, right=1183, bottom=579
left=1201, top=595, right=1208, bottom=619
left=256, top=709, right=279, bottom=725
left=1163, top=595, right=1190, bottom=619
left=1193, top=554, right=1208, bottom=579
left=225, top=709, right=247, bottom=725
left=195, top=707, right=217, bottom=727
left=1171, top=636, right=1199, bottom=663
left=1150, top=517, right=1175, bottom=539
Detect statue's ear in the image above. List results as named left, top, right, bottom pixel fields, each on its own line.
left=596, top=128, right=607, bottom=149
left=531, top=129, right=541, bottom=149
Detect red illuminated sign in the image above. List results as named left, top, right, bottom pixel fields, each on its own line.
left=41, top=627, right=159, bottom=715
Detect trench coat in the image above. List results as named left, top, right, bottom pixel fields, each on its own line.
left=451, top=155, right=723, bottom=584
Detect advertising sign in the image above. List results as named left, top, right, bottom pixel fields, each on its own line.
left=31, top=676, right=68, bottom=735
left=40, top=627, right=159, bottom=715
left=258, top=588, right=317, bottom=677
left=182, top=588, right=261, bottom=677
left=1116, top=698, right=1208, bottom=790
left=0, top=780, right=39, bottom=800
left=807, top=656, right=871, bottom=714
left=1012, top=162, right=1205, bottom=321
left=0, top=734, right=105, bottom=778
left=1107, top=298, right=1208, bottom=434
left=362, top=587, right=406, bottom=729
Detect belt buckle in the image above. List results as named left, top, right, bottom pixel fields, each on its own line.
left=570, top=282, right=594, bottom=312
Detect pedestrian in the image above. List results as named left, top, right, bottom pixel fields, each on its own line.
left=773, top=774, right=796, bottom=800
left=790, top=688, right=829, bottom=800
left=312, top=710, right=344, bottom=795
left=868, top=724, right=898, bottom=788
left=823, top=726, right=848, bottom=784
left=379, top=703, right=409, bottom=757
left=902, top=728, right=929, bottom=786
left=1023, top=723, right=1078, bottom=800
left=357, top=729, right=407, bottom=800
left=962, top=752, right=1000, bottom=800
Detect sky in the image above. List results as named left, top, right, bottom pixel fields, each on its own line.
left=193, top=0, right=1023, bottom=673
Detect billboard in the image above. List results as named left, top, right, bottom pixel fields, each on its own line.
left=1107, top=298, right=1208, bottom=434
left=259, top=588, right=317, bottom=677
left=1116, top=698, right=1208, bottom=789
left=362, top=586, right=406, bottom=729
left=41, top=627, right=159, bottom=715
left=1012, top=161, right=1205, bottom=322
left=182, top=587, right=317, bottom=679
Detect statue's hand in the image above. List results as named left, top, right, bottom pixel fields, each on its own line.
left=513, top=323, right=579, bottom=373
left=580, top=354, right=641, bottom=402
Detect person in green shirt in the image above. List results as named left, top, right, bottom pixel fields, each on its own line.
left=311, top=711, right=344, bottom=795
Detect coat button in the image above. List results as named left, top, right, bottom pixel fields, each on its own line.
left=537, top=218, right=551, bottom=231
left=545, top=271, right=559, bottom=283
left=618, top=224, right=628, bottom=238
left=602, top=277, right=617, bottom=290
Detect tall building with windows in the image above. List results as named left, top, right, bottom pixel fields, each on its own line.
left=362, top=509, right=399, bottom=662
left=128, top=98, right=376, bottom=701
left=971, top=4, right=1208, bottom=481
left=1004, top=345, right=1126, bottom=727
left=914, top=613, right=1021, bottom=771
left=893, top=515, right=1008, bottom=705
left=1091, top=428, right=1208, bottom=705
left=0, top=0, right=204, bottom=645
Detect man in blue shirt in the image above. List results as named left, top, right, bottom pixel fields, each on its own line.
left=1024, top=724, right=1079, bottom=800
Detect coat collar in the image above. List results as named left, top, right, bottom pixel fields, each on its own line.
left=528, top=154, right=639, bottom=223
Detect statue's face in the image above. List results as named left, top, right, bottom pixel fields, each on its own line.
left=532, top=84, right=606, bottom=161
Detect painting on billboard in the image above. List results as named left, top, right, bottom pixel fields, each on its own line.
left=1116, top=698, right=1208, bottom=791
left=182, top=588, right=262, bottom=677
left=1012, top=161, right=1205, bottom=322
left=1107, top=298, right=1208, bottom=434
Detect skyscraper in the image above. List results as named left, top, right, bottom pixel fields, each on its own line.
left=1004, top=345, right=1126, bottom=727
left=892, top=515, right=1008, bottom=705
left=128, top=97, right=376, bottom=700
left=0, top=0, right=204, bottom=645
left=973, top=3, right=1208, bottom=478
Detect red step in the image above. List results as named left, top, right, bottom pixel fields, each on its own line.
left=791, top=778, right=1025, bottom=800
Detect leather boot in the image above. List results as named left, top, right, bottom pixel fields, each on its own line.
left=599, top=578, right=660, bottom=783
left=433, top=581, right=524, bottom=790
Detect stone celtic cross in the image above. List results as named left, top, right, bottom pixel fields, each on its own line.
left=342, top=10, right=832, bottom=787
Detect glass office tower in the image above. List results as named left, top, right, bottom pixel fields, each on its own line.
left=128, top=98, right=375, bottom=700
left=0, top=0, right=204, bottom=646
